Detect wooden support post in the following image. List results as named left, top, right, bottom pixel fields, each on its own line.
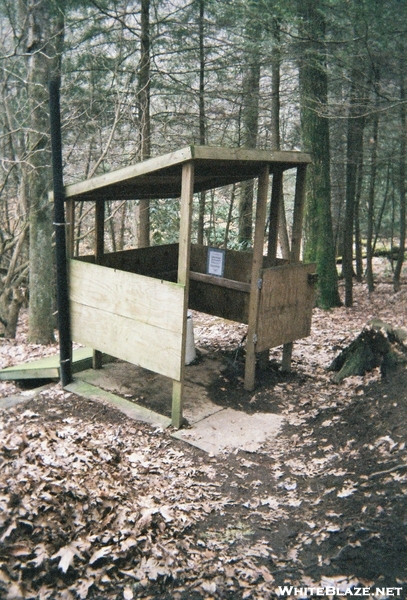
left=172, top=162, right=194, bottom=428
left=244, top=166, right=270, bottom=391
left=259, top=167, right=283, bottom=370
left=267, top=167, right=283, bottom=263
left=66, top=199, right=75, bottom=258
left=282, top=164, right=307, bottom=372
left=93, top=199, right=105, bottom=370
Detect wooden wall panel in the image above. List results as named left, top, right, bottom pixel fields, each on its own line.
left=101, top=244, right=179, bottom=276
left=69, top=260, right=185, bottom=380
left=188, top=281, right=250, bottom=323
left=257, top=263, right=316, bottom=352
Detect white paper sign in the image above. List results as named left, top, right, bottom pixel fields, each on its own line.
left=207, top=248, right=225, bottom=277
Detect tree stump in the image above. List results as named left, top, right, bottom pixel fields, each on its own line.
left=328, top=319, right=407, bottom=382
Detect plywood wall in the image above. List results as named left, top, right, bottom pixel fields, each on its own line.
left=69, top=260, right=185, bottom=381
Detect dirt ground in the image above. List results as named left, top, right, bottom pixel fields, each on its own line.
left=1, top=275, right=407, bottom=599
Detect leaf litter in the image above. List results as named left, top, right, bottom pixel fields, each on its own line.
left=1, top=274, right=407, bottom=598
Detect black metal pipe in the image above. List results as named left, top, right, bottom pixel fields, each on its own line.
left=49, top=76, right=72, bottom=386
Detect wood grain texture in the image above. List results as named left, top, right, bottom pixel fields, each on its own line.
left=244, top=166, right=270, bottom=391
left=70, top=302, right=183, bottom=381
left=64, top=146, right=311, bottom=202
left=257, top=263, right=316, bottom=352
left=69, top=260, right=185, bottom=380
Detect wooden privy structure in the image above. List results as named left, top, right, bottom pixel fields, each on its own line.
left=64, top=146, right=315, bottom=427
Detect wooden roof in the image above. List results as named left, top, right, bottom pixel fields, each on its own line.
left=64, top=145, right=312, bottom=202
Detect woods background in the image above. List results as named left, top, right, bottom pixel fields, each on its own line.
left=0, top=0, right=406, bottom=342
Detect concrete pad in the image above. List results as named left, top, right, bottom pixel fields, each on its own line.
left=182, top=382, right=224, bottom=423
left=172, top=408, right=284, bottom=455
left=0, top=384, right=53, bottom=410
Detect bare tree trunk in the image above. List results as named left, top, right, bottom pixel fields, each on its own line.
left=271, top=19, right=290, bottom=259
left=394, top=61, right=406, bottom=292
left=354, top=137, right=365, bottom=281
left=238, top=54, right=260, bottom=248
left=197, top=0, right=206, bottom=245
left=297, top=0, right=341, bottom=308
left=138, top=0, right=151, bottom=248
left=26, top=0, right=65, bottom=343
left=343, top=61, right=366, bottom=306
left=366, top=76, right=380, bottom=294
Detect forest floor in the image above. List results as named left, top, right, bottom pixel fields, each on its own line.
left=1, top=264, right=407, bottom=600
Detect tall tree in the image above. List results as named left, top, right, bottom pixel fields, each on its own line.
left=238, top=1, right=261, bottom=248
left=297, top=0, right=341, bottom=308
left=25, top=0, right=65, bottom=343
left=270, top=17, right=290, bottom=259
left=197, top=0, right=206, bottom=245
left=394, top=58, right=406, bottom=292
left=365, top=69, right=380, bottom=294
left=342, top=54, right=367, bottom=306
left=137, top=0, right=151, bottom=247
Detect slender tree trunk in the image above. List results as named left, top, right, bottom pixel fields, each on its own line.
left=271, top=18, right=290, bottom=259
left=343, top=62, right=366, bottom=306
left=354, top=138, right=365, bottom=281
left=238, top=5, right=261, bottom=248
left=197, top=0, right=206, bottom=245
left=366, top=76, right=380, bottom=294
left=26, top=0, right=65, bottom=343
left=238, top=61, right=260, bottom=247
left=394, top=62, right=406, bottom=292
left=297, top=0, right=341, bottom=308
left=138, top=0, right=151, bottom=248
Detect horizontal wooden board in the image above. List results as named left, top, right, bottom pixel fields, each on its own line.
left=0, top=347, right=94, bottom=381
left=62, top=146, right=312, bottom=202
left=257, top=263, right=316, bottom=352
left=101, top=244, right=179, bottom=276
left=64, top=147, right=193, bottom=200
left=190, top=245, right=285, bottom=285
left=189, top=280, right=250, bottom=324
left=71, top=302, right=183, bottom=381
left=191, top=145, right=312, bottom=165
left=69, top=259, right=184, bottom=334
left=189, top=271, right=251, bottom=293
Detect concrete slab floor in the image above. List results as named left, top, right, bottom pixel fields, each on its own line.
left=1, top=353, right=285, bottom=456
left=172, top=408, right=284, bottom=455
left=75, top=361, right=284, bottom=455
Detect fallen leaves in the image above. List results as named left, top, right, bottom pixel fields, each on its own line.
left=1, top=277, right=407, bottom=597
left=0, top=405, right=232, bottom=598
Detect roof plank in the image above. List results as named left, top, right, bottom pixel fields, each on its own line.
left=63, top=145, right=311, bottom=202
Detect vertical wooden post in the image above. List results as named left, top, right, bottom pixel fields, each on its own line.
left=172, top=162, right=194, bottom=428
left=93, top=199, right=105, bottom=370
left=282, top=164, right=307, bottom=372
left=244, top=166, right=270, bottom=391
left=258, top=167, right=283, bottom=370
left=267, top=167, right=283, bottom=263
left=66, top=199, right=75, bottom=258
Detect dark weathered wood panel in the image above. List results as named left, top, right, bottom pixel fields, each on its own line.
left=257, top=263, right=316, bottom=352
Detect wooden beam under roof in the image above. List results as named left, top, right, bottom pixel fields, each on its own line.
left=63, top=145, right=311, bottom=203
